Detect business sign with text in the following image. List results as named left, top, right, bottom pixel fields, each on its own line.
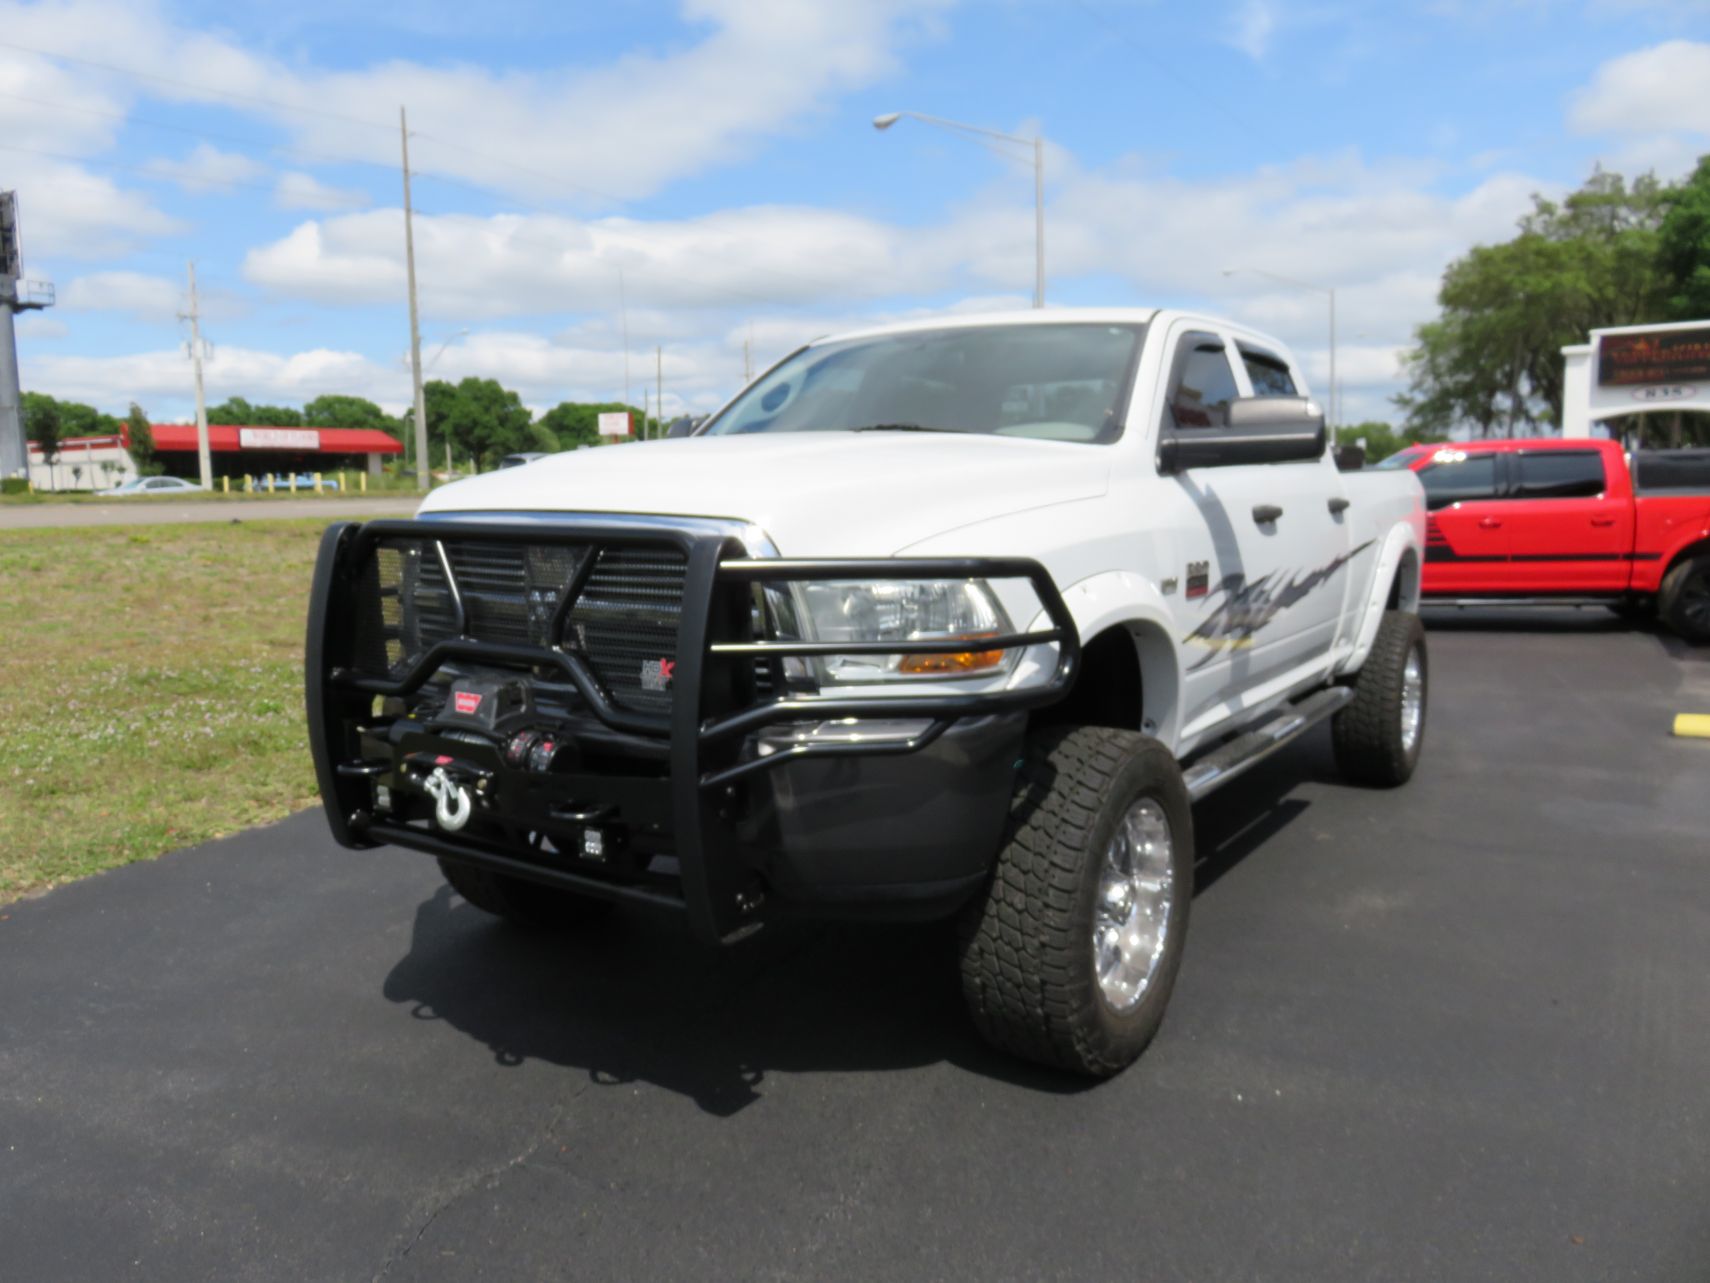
left=596, top=411, right=632, bottom=439
left=1598, top=325, right=1710, bottom=387
left=238, top=427, right=322, bottom=450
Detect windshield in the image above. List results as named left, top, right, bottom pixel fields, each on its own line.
left=703, top=322, right=1146, bottom=444
left=1374, top=448, right=1425, bottom=470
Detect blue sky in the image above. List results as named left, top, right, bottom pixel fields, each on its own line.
left=4, top=0, right=1708, bottom=425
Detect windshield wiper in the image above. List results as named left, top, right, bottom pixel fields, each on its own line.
left=845, top=423, right=963, bottom=434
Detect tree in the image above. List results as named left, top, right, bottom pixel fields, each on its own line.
left=22, top=394, right=62, bottom=486
left=423, top=377, right=533, bottom=471
left=1399, top=166, right=1675, bottom=437
left=1339, top=420, right=1446, bottom=463
left=125, top=403, right=160, bottom=475
left=536, top=401, right=646, bottom=448
left=302, top=394, right=397, bottom=438
left=526, top=422, right=560, bottom=454
left=1658, top=154, right=1710, bottom=322
left=206, top=396, right=303, bottom=426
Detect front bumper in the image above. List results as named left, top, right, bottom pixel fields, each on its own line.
left=306, top=519, right=1078, bottom=942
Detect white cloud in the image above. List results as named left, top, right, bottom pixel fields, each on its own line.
left=0, top=0, right=953, bottom=204
left=145, top=142, right=266, bottom=194
left=15, top=314, right=68, bottom=340
left=274, top=171, right=371, bottom=212
left=1226, top=0, right=1276, bottom=59
left=0, top=154, right=183, bottom=260
left=1569, top=39, right=1710, bottom=138
left=22, top=344, right=404, bottom=415
left=242, top=205, right=949, bottom=318
left=58, top=271, right=181, bottom=320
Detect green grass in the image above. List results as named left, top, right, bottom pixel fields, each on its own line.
left=0, top=475, right=431, bottom=504
left=0, top=520, right=331, bottom=900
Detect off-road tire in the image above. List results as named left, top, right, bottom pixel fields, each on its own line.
left=957, top=726, right=1194, bottom=1078
left=1658, top=555, right=1710, bottom=644
left=438, top=858, right=614, bottom=929
left=1332, top=609, right=1427, bottom=787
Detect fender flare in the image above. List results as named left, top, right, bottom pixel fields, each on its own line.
left=1023, top=570, right=1185, bottom=747
left=1343, top=523, right=1421, bottom=674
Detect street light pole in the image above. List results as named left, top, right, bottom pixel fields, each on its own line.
left=1222, top=266, right=1338, bottom=442
left=874, top=110, right=1046, bottom=308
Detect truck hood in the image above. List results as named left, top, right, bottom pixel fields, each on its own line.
left=418, top=432, right=1109, bottom=556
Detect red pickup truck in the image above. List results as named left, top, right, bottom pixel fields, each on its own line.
left=1377, top=438, right=1710, bottom=642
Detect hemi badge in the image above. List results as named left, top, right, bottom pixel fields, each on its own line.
left=453, top=691, right=483, bottom=715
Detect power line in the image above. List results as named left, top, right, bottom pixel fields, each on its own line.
left=0, top=140, right=370, bottom=205
left=0, top=88, right=408, bottom=176
left=0, top=38, right=398, bottom=134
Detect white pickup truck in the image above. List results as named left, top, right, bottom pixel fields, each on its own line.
left=307, top=309, right=1427, bottom=1076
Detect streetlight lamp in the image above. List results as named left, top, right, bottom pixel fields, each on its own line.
left=1222, top=267, right=1337, bottom=440
left=874, top=110, right=1046, bottom=309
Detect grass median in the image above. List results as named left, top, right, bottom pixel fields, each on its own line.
left=0, top=519, right=329, bottom=900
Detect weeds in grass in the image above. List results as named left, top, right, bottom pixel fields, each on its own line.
left=0, top=520, right=328, bottom=899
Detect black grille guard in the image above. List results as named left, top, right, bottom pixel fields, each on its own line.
left=306, top=518, right=1081, bottom=941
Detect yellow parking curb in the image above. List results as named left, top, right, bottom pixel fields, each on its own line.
left=1674, top=714, right=1710, bottom=739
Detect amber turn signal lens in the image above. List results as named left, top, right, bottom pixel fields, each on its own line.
left=897, top=635, right=1005, bottom=675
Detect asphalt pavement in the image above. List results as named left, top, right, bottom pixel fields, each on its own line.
left=2, top=610, right=1707, bottom=1282
left=0, top=495, right=421, bottom=528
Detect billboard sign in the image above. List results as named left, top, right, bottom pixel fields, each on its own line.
left=1597, top=326, right=1710, bottom=387
left=0, top=191, right=20, bottom=280
left=238, top=427, right=321, bottom=450
left=596, top=410, right=632, bottom=439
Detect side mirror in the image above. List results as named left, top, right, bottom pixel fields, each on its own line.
left=1158, top=396, right=1326, bottom=472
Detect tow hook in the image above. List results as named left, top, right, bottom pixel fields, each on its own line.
left=422, top=766, right=474, bottom=832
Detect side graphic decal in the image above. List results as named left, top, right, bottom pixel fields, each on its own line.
left=1183, top=540, right=1376, bottom=667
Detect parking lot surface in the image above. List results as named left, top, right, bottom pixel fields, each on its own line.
left=2, top=610, right=1707, bottom=1282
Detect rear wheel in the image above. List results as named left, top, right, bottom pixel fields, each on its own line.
left=958, top=726, right=1194, bottom=1078
left=438, top=858, right=614, bottom=929
left=1332, top=610, right=1428, bottom=787
left=1659, top=556, right=1710, bottom=644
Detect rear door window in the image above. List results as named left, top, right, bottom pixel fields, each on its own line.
left=1417, top=452, right=1500, bottom=509
left=1238, top=347, right=1298, bottom=397
left=1513, top=451, right=1606, bottom=499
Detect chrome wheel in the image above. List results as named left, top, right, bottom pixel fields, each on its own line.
left=1093, top=797, right=1176, bottom=1011
left=1399, top=646, right=1425, bottom=755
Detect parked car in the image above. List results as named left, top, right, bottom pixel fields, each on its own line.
left=103, top=476, right=204, bottom=496
left=498, top=453, right=550, bottom=469
left=1379, top=438, right=1710, bottom=641
left=255, top=473, right=341, bottom=492
left=306, top=309, right=1428, bottom=1077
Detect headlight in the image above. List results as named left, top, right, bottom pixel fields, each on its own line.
left=772, top=579, right=1018, bottom=684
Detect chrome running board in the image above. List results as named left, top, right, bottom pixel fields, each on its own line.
left=1182, top=686, right=1353, bottom=801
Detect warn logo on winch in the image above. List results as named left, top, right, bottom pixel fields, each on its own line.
left=452, top=691, right=484, bottom=715
left=639, top=658, right=675, bottom=693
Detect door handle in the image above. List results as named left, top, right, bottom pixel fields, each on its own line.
left=1252, top=504, right=1284, bottom=524
left=1590, top=516, right=1617, bottom=527
left=1478, top=517, right=1502, bottom=530
left=1328, top=496, right=1350, bottom=515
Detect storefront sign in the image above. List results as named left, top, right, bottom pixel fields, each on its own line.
left=1598, top=326, right=1710, bottom=387
left=596, top=411, right=632, bottom=439
left=238, top=427, right=321, bottom=450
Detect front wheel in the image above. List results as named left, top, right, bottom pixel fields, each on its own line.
left=958, top=726, right=1195, bottom=1078
left=1332, top=610, right=1428, bottom=787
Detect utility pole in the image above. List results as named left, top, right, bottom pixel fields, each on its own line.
left=400, top=106, right=429, bottom=491
left=1, top=194, right=56, bottom=482
left=1033, top=134, right=1046, bottom=310
left=655, top=346, right=663, bottom=440
left=184, top=261, right=212, bottom=489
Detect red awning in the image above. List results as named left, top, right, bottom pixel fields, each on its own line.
left=144, top=424, right=403, bottom=454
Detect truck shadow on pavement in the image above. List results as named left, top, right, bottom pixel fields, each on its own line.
left=380, top=738, right=1329, bottom=1118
